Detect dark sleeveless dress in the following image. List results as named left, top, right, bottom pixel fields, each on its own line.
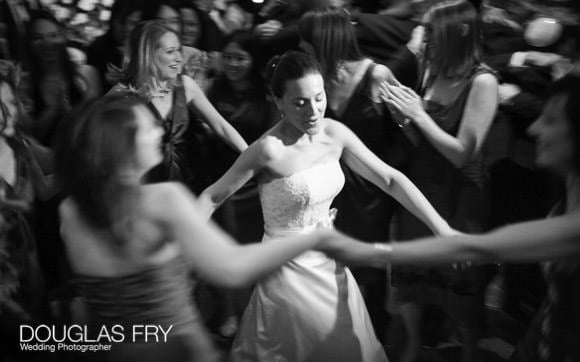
left=393, top=65, right=496, bottom=323
left=75, top=257, right=219, bottom=362
left=328, top=61, right=413, bottom=338
left=144, top=77, right=213, bottom=193
left=330, top=62, right=412, bottom=244
left=513, top=204, right=580, bottom=362
left=145, top=78, right=192, bottom=184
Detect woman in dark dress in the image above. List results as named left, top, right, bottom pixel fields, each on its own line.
left=320, top=71, right=580, bottom=362
left=379, top=2, right=498, bottom=361
left=108, top=21, right=247, bottom=190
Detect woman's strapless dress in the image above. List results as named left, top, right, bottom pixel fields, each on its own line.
left=75, top=257, right=219, bottom=362
left=230, top=161, right=388, bottom=362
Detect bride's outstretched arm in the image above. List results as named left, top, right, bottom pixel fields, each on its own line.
left=329, top=119, right=453, bottom=236
left=198, top=137, right=274, bottom=219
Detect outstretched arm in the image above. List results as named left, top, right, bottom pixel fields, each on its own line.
left=320, top=211, right=580, bottom=267
left=160, top=182, right=329, bottom=287
left=331, top=120, right=452, bottom=235
left=184, top=75, right=248, bottom=152
left=198, top=139, right=270, bottom=218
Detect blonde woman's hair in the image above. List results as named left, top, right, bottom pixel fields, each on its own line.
left=108, top=20, right=181, bottom=99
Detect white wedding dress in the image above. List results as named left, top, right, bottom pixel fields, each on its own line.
left=230, top=160, right=388, bottom=362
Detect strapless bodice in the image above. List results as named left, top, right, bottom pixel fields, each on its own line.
left=259, top=161, right=345, bottom=233
left=75, top=257, right=198, bottom=333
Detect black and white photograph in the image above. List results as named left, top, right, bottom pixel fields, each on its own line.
left=1, top=0, right=579, bottom=361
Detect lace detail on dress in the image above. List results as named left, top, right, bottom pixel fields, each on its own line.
left=259, top=161, right=345, bottom=232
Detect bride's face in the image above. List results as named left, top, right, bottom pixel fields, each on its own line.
left=277, top=72, right=326, bottom=135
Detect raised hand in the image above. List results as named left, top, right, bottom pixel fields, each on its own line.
left=254, top=20, right=283, bottom=39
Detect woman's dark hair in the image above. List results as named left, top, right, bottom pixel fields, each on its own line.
left=141, top=0, right=181, bottom=25
left=267, top=51, right=322, bottom=99
left=546, top=72, right=580, bottom=171
left=298, top=7, right=363, bottom=81
left=55, top=95, right=151, bottom=245
left=26, top=9, right=82, bottom=115
left=221, top=30, right=264, bottom=84
left=178, top=0, right=207, bottom=48
left=422, top=0, right=482, bottom=82
left=106, top=0, right=145, bottom=44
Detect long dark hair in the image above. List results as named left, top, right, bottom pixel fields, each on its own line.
left=422, top=0, right=482, bottom=83
left=298, top=7, right=363, bottom=81
left=55, top=95, right=150, bottom=245
left=26, top=9, right=82, bottom=115
left=104, top=0, right=145, bottom=45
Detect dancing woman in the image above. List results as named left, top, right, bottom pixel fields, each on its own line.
left=55, top=95, right=333, bottom=362
left=199, top=51, right=455, bottom=362
left=320, top=72, right=580, bottom=362
left=108, top=21, right=247, bottom=189
left=378, top=2, right=498, bottom=360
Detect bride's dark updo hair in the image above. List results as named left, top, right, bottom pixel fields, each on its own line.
left=266, top=51, right=322, bottom=99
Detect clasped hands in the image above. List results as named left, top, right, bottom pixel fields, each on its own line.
left=314, top=228, right=465, bottom=268
left=379, top=81, right=427, bottom=127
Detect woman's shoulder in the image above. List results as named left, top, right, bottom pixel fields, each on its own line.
left=323, top=117, right=352, bottom=135
left=246, top=131, right=284, bottom=164
left=472, top=63, right=499, bottom=83
left=73, top=64, right=102, bottom=95
left=369, top=61, right=393, bottom=82
left=470, top=66, right=499, bottom=91
left=140, top=182, right=193, bottom=210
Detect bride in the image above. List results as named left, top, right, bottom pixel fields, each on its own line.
left=199, top=51, right=454, bottom=362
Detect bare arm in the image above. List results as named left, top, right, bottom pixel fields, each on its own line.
left=198, top=139, right=271, bottom=218
left=321, top=211, right=580, bottom=267
left=24, top=139, right=59, bottom=201
left=382, top=73, right=498, bottom=167
left=331, top=120, right=452, bottom=235
left=76, top=65, right=103, bottom=99
left=184, top=75, right=248, bottom=152
left=160, top=182, right=327, bottom=287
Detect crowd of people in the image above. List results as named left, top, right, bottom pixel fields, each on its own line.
left=1, top=0, right=579, bottom=361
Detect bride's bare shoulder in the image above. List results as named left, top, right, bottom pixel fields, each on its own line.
left=323, top=118, right=351, bottom=137
left=250, top=129, right=287, bottom=164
